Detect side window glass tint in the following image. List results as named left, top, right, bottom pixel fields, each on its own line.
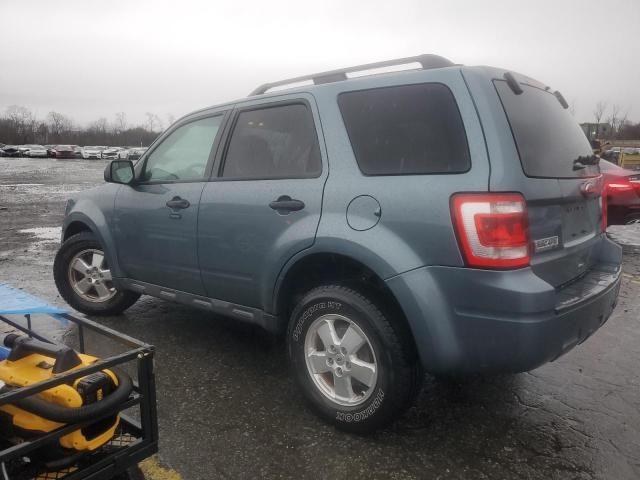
left=143, top=115, right=223, bottom=182
left=338, top=83, right=470, bottom=175
left=222, top=104, right=321, bottom=179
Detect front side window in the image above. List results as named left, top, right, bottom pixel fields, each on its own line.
left=338, top=83, right=471, bottom=175
left=222, top=103, right=321, bottom=179
left=142, top=115, right=223, bottom=182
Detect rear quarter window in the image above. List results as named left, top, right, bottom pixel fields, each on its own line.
left=494, top=80, right=599, bottom=178
left=338, top=83, right=471, bottom=176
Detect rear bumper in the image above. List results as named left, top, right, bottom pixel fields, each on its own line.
left=386, top=235, right=623, bottom=374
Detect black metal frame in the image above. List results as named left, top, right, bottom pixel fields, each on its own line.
left=0, top=312, right=158, bottom=480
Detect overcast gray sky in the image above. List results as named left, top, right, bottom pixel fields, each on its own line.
left=1, top=0, right=638, bottom=129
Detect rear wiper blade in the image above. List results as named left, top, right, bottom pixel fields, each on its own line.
left=573, top=155, right=600, bottom=170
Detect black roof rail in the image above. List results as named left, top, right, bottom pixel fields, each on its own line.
left=249, top=54, right=455, bottom=96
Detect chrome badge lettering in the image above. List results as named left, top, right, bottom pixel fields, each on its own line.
left=534, top=236, right=559, bottom=252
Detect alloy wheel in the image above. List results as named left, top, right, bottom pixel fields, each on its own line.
left=304, top=314, right=378, bottom=407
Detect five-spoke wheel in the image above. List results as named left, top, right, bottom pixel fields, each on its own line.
left=305, top=314, right=377, bottom=406
left=68, top=249, right=116, bottom=302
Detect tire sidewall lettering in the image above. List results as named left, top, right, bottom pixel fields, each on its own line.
left=292, top=300, right=343, bottom=342
left=335, top=389, right=385, bottom=423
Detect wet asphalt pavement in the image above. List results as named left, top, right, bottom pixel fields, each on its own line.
left=1, top=157, right=640, bottom=480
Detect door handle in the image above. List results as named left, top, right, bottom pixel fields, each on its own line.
left=269, top=195, right=305, bottom=214
left=166, top=196, right=191, bottom=209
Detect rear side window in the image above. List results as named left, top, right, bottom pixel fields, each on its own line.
left=222, top=103, right=322, bottom=179
left=494, top=80, right=598, bottom=178
left=338, top=83, right=470, bottom=175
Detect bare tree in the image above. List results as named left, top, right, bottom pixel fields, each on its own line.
left=166, top=113, right=175, bottom=127
left=114, top=112, right=127, bottom=134
left=47, top=111, right=73, bottom=138
left=5, top=105, right=35, bottom=142
left=607, top=104, right=621, bottom=139
left=618, top=108, right=631, bottom=138
left=145, top=112, right=162, bottom=133
left=5, top=105, right=34, bottom=126
left=594, top=101, right=607, bottom=124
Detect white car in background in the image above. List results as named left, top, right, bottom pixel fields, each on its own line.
left=82, top=146, right=104, bottom=159
left=119, top=147, right=147, bottom=161
left=101, top=147, right=124, bottom=160
left=25, top=145, right=48, bottom=158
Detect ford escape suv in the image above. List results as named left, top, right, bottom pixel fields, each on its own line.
left=54, top=54, right=622, bottom=432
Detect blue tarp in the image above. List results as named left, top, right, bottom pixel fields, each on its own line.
left=0, top=283, right=67, bottom=315
left=0, top=346, right=8, bottom=360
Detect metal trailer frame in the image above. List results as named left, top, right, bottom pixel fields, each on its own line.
left=0, top=312, right=158, bottom=480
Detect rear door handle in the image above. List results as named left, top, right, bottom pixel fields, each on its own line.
left=269, top=195, right=305, bottom=214
left=166, top=196, right=190, bottom=209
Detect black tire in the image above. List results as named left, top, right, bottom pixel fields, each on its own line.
left=53, top=231, right=140, bottom=316
left=287, top=285, right=422, bottom=433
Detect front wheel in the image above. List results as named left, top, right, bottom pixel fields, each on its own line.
left=287, top=285, right=421, bottom=433
left=54, top=232, right=140, bottom=315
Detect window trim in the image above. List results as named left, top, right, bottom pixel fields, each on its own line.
left=337, top=82, right=472, bottom=177
left=215, top=99, right=324, bottom=182
left=135, top=110, right=229, bottom=185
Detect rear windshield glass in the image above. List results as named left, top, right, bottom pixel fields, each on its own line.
left=338, top=83, right=470, bottom=175
left=495, top=80, right=598, bottom=178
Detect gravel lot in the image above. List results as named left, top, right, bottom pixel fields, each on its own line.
left=1, top=157, right=639, bottom=480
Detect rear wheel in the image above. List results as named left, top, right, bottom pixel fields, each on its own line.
left=54, top=232, right=140, bottom=315
left=287, top=285, right=421, bottom=433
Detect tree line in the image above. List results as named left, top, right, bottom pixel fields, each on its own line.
left=592, top=101, right=640, bottom=139
left=0, top=105, right=175, bottom=147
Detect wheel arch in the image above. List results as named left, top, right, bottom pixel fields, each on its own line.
left=272, top=251, right=418, bottom=360
left=62, top=209, right=123, bottom=281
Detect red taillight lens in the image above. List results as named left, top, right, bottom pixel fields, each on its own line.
left=606, top=181, right=634, bottom=191
left=451, top=193, right=530, bottom=269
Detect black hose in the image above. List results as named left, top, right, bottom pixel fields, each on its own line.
left=7, top=370, right=132, bottom=424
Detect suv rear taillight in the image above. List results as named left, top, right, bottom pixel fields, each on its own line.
left=600, top=193, right=607, bottom=232
left=451, top=193, right=530, bottom=269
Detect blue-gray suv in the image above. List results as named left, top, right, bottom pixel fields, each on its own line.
left=54, top=55, right=622, bottom=432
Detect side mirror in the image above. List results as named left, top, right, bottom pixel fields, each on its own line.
left=104, top=160, right=135, bottom=184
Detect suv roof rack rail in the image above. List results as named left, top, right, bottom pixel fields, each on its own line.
left=249, top=54, right=455, bottom=96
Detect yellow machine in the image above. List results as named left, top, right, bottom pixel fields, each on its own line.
left=620, top=150, right=640, bottom=171
left=0, top=334, right=132, bottom=465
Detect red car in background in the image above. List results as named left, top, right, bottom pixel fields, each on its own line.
left=600, top=159, right=640, bottom=225
left=51, top=145, right=76, bottom=159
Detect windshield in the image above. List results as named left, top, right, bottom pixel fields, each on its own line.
left=494, top=80, right=599, bottom=179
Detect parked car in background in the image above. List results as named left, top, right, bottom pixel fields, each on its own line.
left=44, top=145, right=56, bottom=157
left=600, top=159, right=640, bottom=225
left=16, top=145, right=31, bottom=156
left=71, top=145, right=83, bottom=158
left=124, top=147, right=147, bottom=161
left=82, top=146, right=104, bottom=159
left=52, top=145, right=76, bottom=159
left=25, top=145, right=49, bottom=158
left=601, top=149, right=620, bottom=165
left=102, top=147, right=124, bottom=160
left=0, top=145, right=21, bottom=157
left=54, top=55, right=621, bottom=433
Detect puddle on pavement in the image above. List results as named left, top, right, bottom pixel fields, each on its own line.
left=18, top=227, right=62, bottom=243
